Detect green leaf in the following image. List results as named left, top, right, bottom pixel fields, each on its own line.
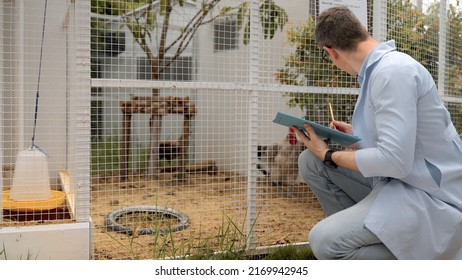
left=243, top=20, right=250, bottom=45
left=237, top=2, right=248, bottom=30
left=220, top=7, right=233, bottom=16
left=277, top=7, right=288, bottom=28
left=147, top=11, right=156, bottom=27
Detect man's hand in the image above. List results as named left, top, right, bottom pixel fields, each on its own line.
left=292, top=124, right=329, bottom=160
left=294, top=123, right=360, bottom=172
left=330, top=120, right=353, bottom=135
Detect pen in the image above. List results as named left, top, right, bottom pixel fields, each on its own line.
left=328, top=102, right=337, bottom=130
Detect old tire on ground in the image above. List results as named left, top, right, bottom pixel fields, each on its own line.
left=104, top=206, right=190, bottom=236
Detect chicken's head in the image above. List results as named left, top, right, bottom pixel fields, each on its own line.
left=287, top=127, right=298, bottom=145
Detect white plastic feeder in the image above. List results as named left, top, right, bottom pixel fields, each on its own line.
left=9, top=146, right=51, bottom=201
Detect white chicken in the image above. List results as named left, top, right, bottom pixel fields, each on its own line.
left=257, top=127, right=305, bottom=195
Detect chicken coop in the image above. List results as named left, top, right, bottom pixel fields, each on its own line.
left=1, top=0, right=462, bottom=260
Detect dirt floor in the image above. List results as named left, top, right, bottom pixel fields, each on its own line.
left=90, top=170, right=325, bottom=260
left=1, top=167, right=325, bottom=260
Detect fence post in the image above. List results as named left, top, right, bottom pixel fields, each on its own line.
left=372, top=0, right=387, bottom=42
left=74, top=0, right=92, bottom=223
left=0, top=1, right=3, bottom=224
left=438, top=0, right=448, bottom=96
left=246, top=0, right=260, bottom=252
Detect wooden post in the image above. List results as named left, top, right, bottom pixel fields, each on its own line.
left=148, top=114, right=162, bottom=178
left=121, top=110, right=132, bottom=178
left=119, top=96, right=196, bottom=180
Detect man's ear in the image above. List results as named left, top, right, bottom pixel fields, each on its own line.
left=323, top=46, right=338, bottom=60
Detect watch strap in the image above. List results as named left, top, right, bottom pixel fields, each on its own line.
left=323, top=149, right=338, bottom=168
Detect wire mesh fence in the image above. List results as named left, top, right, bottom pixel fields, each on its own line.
left=1, top=0, right=461, bottom=260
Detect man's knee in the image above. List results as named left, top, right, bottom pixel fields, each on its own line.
left=298, top=149, right=322, bottom=174
left=308, top=221, right=335, bottom=260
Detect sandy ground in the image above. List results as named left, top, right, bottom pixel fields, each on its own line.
left=1, top=168, right=324, bottom=260
left=90, top=171, right=324, bottom=260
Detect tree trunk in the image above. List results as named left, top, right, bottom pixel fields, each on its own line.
left=148, top=87, right=161, bottom=178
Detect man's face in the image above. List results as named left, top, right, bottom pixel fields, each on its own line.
left=323, top=47, right=357, bottom=76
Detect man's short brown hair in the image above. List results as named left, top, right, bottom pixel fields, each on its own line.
left=315, top=6, right=370, bottom=51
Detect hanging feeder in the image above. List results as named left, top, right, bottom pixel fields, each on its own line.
left=1, top=0, right=65, bottom=215
left=2, top=150, right=66, bottom=214
left=9, top=146, right=51, bottom=201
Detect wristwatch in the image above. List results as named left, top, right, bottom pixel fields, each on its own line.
left=323, top=149, right=338, bottom=169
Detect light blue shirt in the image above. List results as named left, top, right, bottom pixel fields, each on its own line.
left=352, top=40, right=462, bottom=259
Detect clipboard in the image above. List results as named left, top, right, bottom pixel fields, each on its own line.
left=272, top=112, right=361, bottom=146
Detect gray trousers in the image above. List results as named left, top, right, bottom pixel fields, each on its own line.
left=298, top=149, right=396, bottom=259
